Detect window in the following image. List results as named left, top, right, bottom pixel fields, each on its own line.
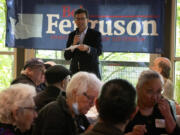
left=175, top=0, right=180, bottom=103
left=36, top=50, right=149, bottom=86
left=0, top=0, right=15, bottom=90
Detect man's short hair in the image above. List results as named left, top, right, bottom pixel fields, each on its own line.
left=24, top=58, right=44, bottom=70
left=98, top=79, right=136, bottom=125
left=45, top=65, right=71, bottom=84
left=74, top=8, right=89, bottom=18
left=158, top=61, right=171, bottom=78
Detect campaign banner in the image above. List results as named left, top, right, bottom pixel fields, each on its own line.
left=6, top=0, right=165, bottom=53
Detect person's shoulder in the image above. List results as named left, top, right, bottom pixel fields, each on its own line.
left=37, top=100, right=61, bottom=118
left=88, top=28, right=101, bottom=37
left=11, top=74, right=35, bottom=86
left=34, top=90, right=47, bottom=102
left=81, top=130, right=99, bottom=135
left=88, top=28, right=101, bottom=34
left=69, top=30, right=76, bottom=36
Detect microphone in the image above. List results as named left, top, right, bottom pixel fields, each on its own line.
left=75, top=28, right=80, bottom=44
left=76, top=28, right=80, bottom=35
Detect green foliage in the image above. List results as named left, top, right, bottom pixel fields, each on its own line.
left=175, top=3, right=180, bottom=102
left=100, top=52, right=149, bottom=62
left=0, top=0, right=6, bottom=46
left=0, top=0, right=14, bottom=90
left=176, top=5, right=180, bottom=57
left=99, top=52, right=149, bottom=85
left=36, top=50, right=63, bottom=59
left=36, top=50, right=149, bottom=87
left=0, top=55, right=14, bottom=90
left=175, top=62, right=180, bottom=103
left=175, top=78, right=180, bottom=104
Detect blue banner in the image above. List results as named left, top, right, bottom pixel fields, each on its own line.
left=6, top=0, right=165, bottom=53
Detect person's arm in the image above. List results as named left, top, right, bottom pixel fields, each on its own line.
left=125, top=125, right=147, bottom=135
left=158, top=98, right=176, bottom=134
left=170, top=125, right=180, bottom=135
left=77, top=31, right=102, bottom=57
left=88, top=31, right=102, bottom=57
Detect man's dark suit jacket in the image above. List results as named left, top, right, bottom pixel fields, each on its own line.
left=64, top=28, right=102, bottom=79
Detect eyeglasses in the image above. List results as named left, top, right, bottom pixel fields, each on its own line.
left=65, top=75, right=71, bottom=82
left=74, top=17, right=87, bottom=21
left=19, top=106, right=37, bottom=112
left=83, top=92, right=95, bottom=103
left=32, top=67, right=45, bottom=75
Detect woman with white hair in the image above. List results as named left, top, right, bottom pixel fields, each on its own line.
left=0, top=83, right=37, bottom=135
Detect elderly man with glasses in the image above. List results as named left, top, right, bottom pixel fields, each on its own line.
left=32, top=72, right=102, bottom=135
left=82, top=79, right=137, bottom=135
left=11, top=58, right=45, bottom=93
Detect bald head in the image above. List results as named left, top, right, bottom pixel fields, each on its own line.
left=151, top=57, right=171, bottom=78
left=44, top=61, right=56, bottom=66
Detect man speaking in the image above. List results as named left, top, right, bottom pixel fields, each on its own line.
left=64, top=8, right=102, bottom=79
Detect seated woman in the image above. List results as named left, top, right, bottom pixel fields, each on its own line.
left=125, top=70, right=180, bottom=135
left=0, top=83, right=37, bottom=135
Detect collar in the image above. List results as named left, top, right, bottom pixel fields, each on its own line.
left=46, top=85, right=61, bottom=95
left=81, top=26, right=88, bottom=35
left=91, top=122, right=123, bottom=135
left=56, top=95, right=73, bottom=117
left=21, top=74, right=36, bottom=87
left=82, top=27, right=88, bottom=35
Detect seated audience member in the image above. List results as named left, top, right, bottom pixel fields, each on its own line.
left=82, top=79, right=136, bottom=135
left=151, top=57, right=174, bottom=100
left=37, top=60, right=57, bottom=91
left=125, top=70, right=180, bottom=135
left=0, top=83, right=37, bottom=135
left=151, top=57, right=179, bottom=125
left=11, top=58, right=45, bottom=93
left=32, top=72, right=102, bottom=135
left=34, top=65, right=71, bottom=111
left=177, top=103, right=180, bottom=115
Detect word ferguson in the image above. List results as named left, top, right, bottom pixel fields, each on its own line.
left=46, top=14, right=159, bottom=36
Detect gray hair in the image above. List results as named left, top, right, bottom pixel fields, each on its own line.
left=137, top=69, right=164, bottom=89
left=0, top=83, right=36, bottom=124
left=66, top=72, right=102, bottom=97
left=158, top=61, right=171, bottom=78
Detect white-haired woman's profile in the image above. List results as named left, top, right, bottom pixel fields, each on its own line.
left=0, top=83, right=37, bottom=134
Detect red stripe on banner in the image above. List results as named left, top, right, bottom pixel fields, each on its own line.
left=89, top=15, right=160, bottom=18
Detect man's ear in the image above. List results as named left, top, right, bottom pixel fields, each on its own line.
left=95, top=98, right=99, bottom=112
left=159, top=67, right=163, bottom=74
left=69, top=89, right=78, bottom=103
left=25, top=67, right=33, bottom=76
left=61, top=80, right=65, bottom=88
left=130, top=106, right=139, bottom=120
left=12, top=106, right=20, bottom=120
left=72, top=89, right=77, bottom=96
